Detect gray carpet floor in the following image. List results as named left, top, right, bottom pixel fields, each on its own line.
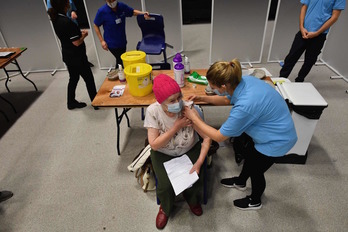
left=0, top=22, right=347, bottom=232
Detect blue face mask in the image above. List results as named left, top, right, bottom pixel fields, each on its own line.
left=213, top=89, right=229, bottom=96
left=167, top=100, right=183, bottom=113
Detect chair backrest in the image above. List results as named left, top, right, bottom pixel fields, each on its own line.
left=193, top=105, right=204, bottom=121
left=137, top=14, right=165, bottom=40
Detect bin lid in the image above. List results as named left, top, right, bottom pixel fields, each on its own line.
left=121, top=50, right=146, bottom=61
left=281, top=83, right=328, bottom=106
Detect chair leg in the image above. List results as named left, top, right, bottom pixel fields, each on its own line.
left=163, top=49, right=168, bottom=64
left=155, top=174, right=160, bottom=205
left=203, top=157, right=208, bottom=205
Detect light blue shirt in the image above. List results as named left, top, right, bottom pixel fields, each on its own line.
left=301, top=0, right=346, bottom=34
left=220, top=76, right=297, bottom=157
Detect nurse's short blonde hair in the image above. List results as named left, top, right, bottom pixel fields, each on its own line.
left=206, top=58, right=242, bottom=89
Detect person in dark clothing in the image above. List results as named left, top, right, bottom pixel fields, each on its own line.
left=47, top=0, right=97, bottom=110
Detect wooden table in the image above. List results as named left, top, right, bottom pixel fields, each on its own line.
left=92, top=69, right=210, bottom=155
left=0, top=47, right=37, bottom=92
left=1, top=47, right=38, bottom=120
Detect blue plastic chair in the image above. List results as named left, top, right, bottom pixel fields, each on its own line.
left=136, top=14, right=173, bottom=70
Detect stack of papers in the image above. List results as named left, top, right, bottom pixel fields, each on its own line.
left=163, top=154, right=199, bottom=196
left=0, top=51, right=15, bottom=58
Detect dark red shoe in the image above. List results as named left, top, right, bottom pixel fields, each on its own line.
left=156, top=206, right=168, bottom=229
left=189, top=204, right=203, bottom=216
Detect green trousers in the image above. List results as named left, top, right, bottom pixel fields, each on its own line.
left=150, top=142, right=204, bottom=216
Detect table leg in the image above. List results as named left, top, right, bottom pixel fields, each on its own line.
left=141, top=108, right=145, bottom=120
left=4, top=69, right=11, bottom=93
left=3, top=59, right=38, bottom=92
left=115, top=107, right=131, bottom=155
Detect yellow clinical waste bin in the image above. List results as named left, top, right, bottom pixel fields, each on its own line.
left=124, top=63, right=153, bottom=97
left=121, top=50, right=146, bottom=68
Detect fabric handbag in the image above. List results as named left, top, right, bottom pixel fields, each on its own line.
left=128, top=144, right=156, bottom=192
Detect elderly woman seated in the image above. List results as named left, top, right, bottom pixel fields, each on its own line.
left=144, top=74, right=211, bottom=229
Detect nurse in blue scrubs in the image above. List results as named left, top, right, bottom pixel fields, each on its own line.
left=93, top=0, right=149, bottom=68
left=184, top=58, right=298, bottom=211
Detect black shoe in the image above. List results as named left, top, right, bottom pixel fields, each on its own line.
left=67, top=101, right=87, bottom=110
left=88, top=61, right=94, bottom=67
left=0, top=191, right=14, bottom=203
left=234, top=196, right=262, bottom=211
left=93, top=106, right=99, bottom=110
left=295, top=77, right=304, bottom=82
left=220, top=177, right=246, bottom=191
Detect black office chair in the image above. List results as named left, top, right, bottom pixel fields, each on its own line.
left=136, top=14, right=173, bottom=70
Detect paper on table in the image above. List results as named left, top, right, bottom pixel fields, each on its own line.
left=0, top=51, right=15, bottom=58
left=163, top=154, right=199, bottom=196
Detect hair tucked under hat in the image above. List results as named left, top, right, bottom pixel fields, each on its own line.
left=153, top=74, right=181, bottom=104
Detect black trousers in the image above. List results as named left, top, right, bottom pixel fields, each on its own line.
left=109, top=47, right=126, bottom=68
left=280, top=31, right=327, bottom=81
left=238, top=135, right=276, bottom=202
left=66, top=61, right=97, bottom=105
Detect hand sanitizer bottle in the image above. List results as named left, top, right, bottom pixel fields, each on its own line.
left=118, top=64, right=126, bottom=82
left=184, top=56, right=190, bottom=74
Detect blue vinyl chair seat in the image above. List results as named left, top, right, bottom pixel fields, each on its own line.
left=136, top=14, right=172, bottom=69
left=137, top=36, right=166, bottom=55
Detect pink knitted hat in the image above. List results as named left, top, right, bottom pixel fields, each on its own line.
left=153, top=74, right=181, bottom=104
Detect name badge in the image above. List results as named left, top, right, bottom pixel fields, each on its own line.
left=115, top=18, right=122, bottom=24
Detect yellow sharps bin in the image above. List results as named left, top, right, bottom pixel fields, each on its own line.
left=124, top=63, right=153, bottom=97
left=121, top=50, right=146, bottom=68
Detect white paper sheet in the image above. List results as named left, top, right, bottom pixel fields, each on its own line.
left=0, top=51, right=14, bottom=58
left=163, top=154, right=199, bottom=196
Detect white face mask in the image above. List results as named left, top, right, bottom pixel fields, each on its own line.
left=107, top=1, right=117, bottom=8
left=213, top=89, right=229, bottom=96
left=167, top=100, right=183, bottom=114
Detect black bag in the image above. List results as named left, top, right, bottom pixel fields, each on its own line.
left=231, top=133, right=253, bottom=165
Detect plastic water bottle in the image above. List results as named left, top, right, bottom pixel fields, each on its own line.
left=174, top=63, right=185, bottom=87
left=184, top=56, right=190, bottom=74
left=118, top=64, right=126, bottom=82
left=173, top=53, right=182, bottom=70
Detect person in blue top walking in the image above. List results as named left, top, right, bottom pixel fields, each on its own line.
left=93, top=0, right=149, bottom=68
left=184, top=59, right=298, bottom=210
left=280, top=0, right=345, bottom=82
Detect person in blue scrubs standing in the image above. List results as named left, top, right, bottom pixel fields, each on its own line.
left=280, top=0, right=345, bottom=82
left=93, top=0, right=149, bottom=68
left=184, top=59, right=298, bottom=210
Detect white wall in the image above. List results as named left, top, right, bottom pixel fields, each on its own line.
left=0, top=0, right=64, bottom=72
left=210, top=0, right=270, bottom=64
